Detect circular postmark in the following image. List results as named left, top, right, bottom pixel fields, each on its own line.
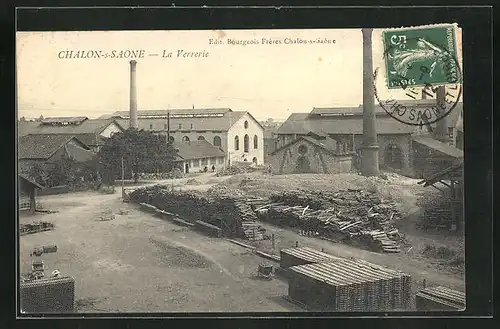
left=374, top=36, right=462, bottom=127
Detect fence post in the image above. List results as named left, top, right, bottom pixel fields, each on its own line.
left=272, top=234, right=275, bottom=254
left=295, top=241, right=299, bottom=247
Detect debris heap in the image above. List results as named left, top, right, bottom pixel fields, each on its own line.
left=248, top=189, right=404, bottom=253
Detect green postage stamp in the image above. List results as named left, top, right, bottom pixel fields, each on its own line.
left=382, top=25, right=461, bottom=89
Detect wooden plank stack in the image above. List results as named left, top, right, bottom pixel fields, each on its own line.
left=250, top=189, right=404, bottom=253
left=129, top=185, right=266, bottom=240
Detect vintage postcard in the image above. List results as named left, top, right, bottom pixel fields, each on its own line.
left=16, top=26, right=464, bottom=314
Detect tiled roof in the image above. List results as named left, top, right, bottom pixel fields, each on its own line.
left=172, top=140, right=225, bottom=161
left=278, top=112, right=415, bottom=135
left=18, top=173, right=43, bottom=189
left=412, top=135, right=464, bottom=158
left=17, top=119, right=124, bottom=137
left=18, top=134, right=89, bottom=160
left=113, top=109, right=249, bottom=132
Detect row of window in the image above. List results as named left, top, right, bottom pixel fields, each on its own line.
left=166, top=134, right=260, bottom=152
left=234, top=134, right=258, bottom=152
left=152, top=120, right=251, bottom=131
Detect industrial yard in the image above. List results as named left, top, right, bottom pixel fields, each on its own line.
left=19, top=172, right=465, bottom=313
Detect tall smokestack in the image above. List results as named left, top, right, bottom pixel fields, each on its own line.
left=434, top=86, right=449, bottom=143
left=129, top=60, right=138, bottom=129
left=361, top=28, right=380, bottom=176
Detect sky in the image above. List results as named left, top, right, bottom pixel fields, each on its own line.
left=16, top=27, right=462, bottom=121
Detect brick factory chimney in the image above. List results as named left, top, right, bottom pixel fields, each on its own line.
left=361, top=28, right=380, bottom=176
left=434, top=86, right=449, bottom=143
left=129, top=60, right=138, bottom=129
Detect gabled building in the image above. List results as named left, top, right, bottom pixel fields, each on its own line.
left=277, top=102, right=463, bottom=176
left=172, top=140, right=226, bottom=174
left=17, top=117, right=125, bottom=152
left=277, top=106, right=415, bottom=174
left=18, top=134, right=96, bottom=175
left=269, top=134, right=352, bottom=175
left=109, top=108, right=265, bottom=165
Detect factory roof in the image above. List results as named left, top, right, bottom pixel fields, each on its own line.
left=279, top=102, right=462, bottom=135
left=17, top=118, right=124, bottom=143
left=111, top=108, right=263, bottom=132
left=278, top=112, right=415, bottom=135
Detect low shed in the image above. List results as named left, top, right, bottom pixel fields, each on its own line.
left=18, top=174, right=43, bottom=212
left=288, top=258, right=412, bottom=311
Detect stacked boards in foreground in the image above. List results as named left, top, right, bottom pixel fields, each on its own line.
left=281, top=247, right=412, bottom=311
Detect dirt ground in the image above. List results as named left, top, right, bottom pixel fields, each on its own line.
left=20, top=171, right=465, bottom=312
left=20, top=190, right=301, bottom=313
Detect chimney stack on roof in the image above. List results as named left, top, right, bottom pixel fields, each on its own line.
left=129, top=60, right=138, bottom=129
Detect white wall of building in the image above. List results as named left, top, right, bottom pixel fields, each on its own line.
left=100, top=122, right=124, bottom=137
left=226, top=113, right=264, bottom=165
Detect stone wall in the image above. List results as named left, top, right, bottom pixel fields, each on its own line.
left=270, top=140, right=352, bottom=175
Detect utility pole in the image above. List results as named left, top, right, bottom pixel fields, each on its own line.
left=361, top=28, right=380, bottom=176
left=167, top=111, right=171, bottom=143
left=121, top=157, right=125, bottom=198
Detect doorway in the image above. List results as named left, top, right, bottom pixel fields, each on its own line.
left=185, top=163, right=189, bottom=174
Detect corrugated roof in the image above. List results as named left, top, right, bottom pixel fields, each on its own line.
left=18, top=119, right=124, bottom=137
left=41, top=116, right=88, bottom=124
left=110, top=108, right=233, bottom=118
left=278, top=112, right=415, bottom=135
left=412, top=135, right=464, bottom=158
left=289, top=258, right=410, bottom=287
left=18, top=134, right=89, bottom=160
left=281, top=247, right=345, bottom=263
left=114, top=110, right=248, bottom=132
left=417, top=286, right=465, bottom=306
left=172, top=140, right=225, bottom=161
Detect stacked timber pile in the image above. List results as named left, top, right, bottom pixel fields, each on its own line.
left=129, top=184, right=266, bottom=240
left=20, top=221, right=55, bottom=236
left=416, top=192, right=453, bottom=229
left=250, top=189, right=404, bottom=253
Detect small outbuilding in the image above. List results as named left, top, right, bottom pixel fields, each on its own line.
left=18, top=174, right=43, bottom=212
left=172, top=140, right=226, bottom=174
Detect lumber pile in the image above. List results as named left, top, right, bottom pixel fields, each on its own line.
left=129, top=184, right=266, bottom=240
left=20, top=221, right=55, bottom=236
left=252, top=189, right=404, bottom=253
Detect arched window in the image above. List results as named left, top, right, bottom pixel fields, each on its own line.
left=253, top=135, right=258, bottom=149
left=244, top=120, right=249, bottom=129
left=197, top=136, right=205, bottom=141
left=244, top=134, right=249, bottom=152
left=213, top=136, right=222, bottom=147
left=234, top=136, right=239, bottom=150
left=168, top=136, right=175, bottom=143
left=182, top=136, right=190, bottom=142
